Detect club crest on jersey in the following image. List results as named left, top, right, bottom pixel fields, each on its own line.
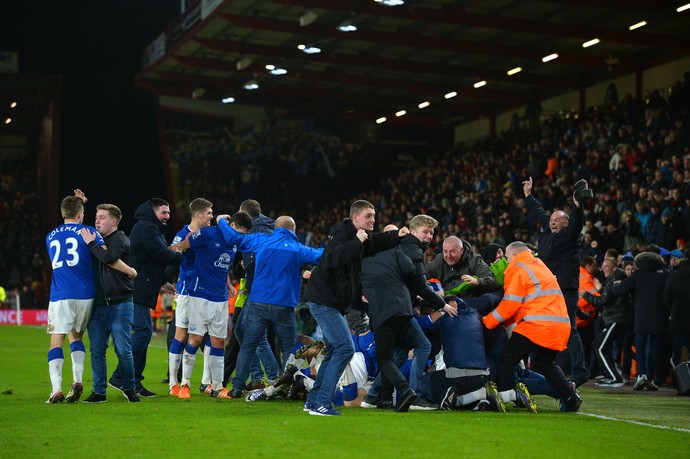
left=213, top=253, right=233, bottom=269
left=192, top=230, right=201, bottom=239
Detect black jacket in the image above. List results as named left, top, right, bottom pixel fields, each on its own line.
left=526, top=194, right=583, bottom=291
left=129, top=201, right=183, bottom=308
left=425, top=239, right=499, bottom=297
left=303, top=219, right=400, bottom=314
left=583, top=269, right=633, bottom=326
left=362, top=236, right=445, bottom=329
left=612, top=251, right=670, bottom=335
left=663, top=259, right=690, bottom=335
left=88, top=229, right=135, bottom=305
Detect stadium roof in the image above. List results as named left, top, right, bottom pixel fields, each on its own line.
left=135, top=0, right=690, bottom=127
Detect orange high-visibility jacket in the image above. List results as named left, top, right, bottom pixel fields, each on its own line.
left=482, top=250, right=570, bottom=351
left=577, top=266, right=598, bottom=328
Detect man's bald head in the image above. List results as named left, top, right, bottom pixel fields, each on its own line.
left=275, top=215, right=296, bottom=232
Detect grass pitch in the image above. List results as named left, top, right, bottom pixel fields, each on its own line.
left=0, top=325, right=688, bottom=458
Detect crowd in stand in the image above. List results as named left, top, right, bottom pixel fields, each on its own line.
left=0, top=158, right=46, bottom=308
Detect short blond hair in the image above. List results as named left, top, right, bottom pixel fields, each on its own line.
left=409, top=214, right=438, bottom=231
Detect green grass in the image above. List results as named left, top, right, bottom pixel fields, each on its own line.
left=1, top=325, right=688, bottom=458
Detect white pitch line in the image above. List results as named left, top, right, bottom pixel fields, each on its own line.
left=577, top=412, right=690, bottom=434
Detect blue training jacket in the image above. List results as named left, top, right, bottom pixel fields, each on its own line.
left=218, top=219, right=323, bottom=307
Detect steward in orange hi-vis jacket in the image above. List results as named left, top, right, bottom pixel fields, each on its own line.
left=483, top=248, right=570, bottom=351
left=482, top=241, right=582, bottom=412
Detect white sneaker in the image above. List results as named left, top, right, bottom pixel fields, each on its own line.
left=632, top=374, right=648, bottom=391
left=245, top=389, right=267, bottom=402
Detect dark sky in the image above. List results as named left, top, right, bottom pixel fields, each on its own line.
left=2, top=1, right=181, bottom=229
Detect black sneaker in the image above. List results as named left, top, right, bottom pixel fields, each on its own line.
left=136, top=386, right=156, bottom=398
left=410, top=397, right=439, bottom=411
left=65, top=382, right=84, bottom=403
left=287, top=377, right=306, bottom=400
left=108, top=380, right=124, bottom=394
left=273, top=364, right=299, bottom=388
left=229, top=389, right=243, bottom=399
left=395, top=389, right=418, bottom=413
left=360, top=395, right=380, bottom=409
left=83, top=393, right=107, bottom=403
left=123, top=389, right=141, bottom=403
left=563, top=393, right=582, bottom=412
left=440, top=386, right=458, bottom=411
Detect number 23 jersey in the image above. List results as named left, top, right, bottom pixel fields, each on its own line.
left=46, top=223, right=105, bottom=301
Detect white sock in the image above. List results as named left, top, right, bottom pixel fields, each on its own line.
left=265, top=385, right=279, bottom=397
left=168, top=352, right=182, bottom=387
left=457, top=387, right=486, bottom=407
left=70, top=342, right=86, bottom=384
left=48, top=351, right=64, bottom=394
left=298, top=374, right=314, bottom=391
left=201, top=344, right=212, bottom=385
left=499, top=389, right=516, bottom=403
left=182, top=346, right=198, bottom=386
left=208, top=352, right=224, bottom=392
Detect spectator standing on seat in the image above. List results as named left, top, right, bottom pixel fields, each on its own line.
left=425, top=236, right=499, bottom=298
left=523, top=176, right=590, bottom=387
left=80, top=203, right=140, bottom=403
left=302, top=200, right=404, bottom=416
left=109, top=198, right=182, bottom=398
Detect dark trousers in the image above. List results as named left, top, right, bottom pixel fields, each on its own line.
left=497, top=331, right=575, bottom=401
left=594, top=322, right=630, bottom=382
left=223, top=307, right=243, bottom=386
left=374, top=315, right=412, bottom=402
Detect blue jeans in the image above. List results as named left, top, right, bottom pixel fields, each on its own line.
left=89, top=300, right=135, bottom=393
left=307, top=303, right=354, bottom=409
left=234, top=305, right=279, bottom=383
left=111, top=303, right=151, bottom=389
left=232, top=301, right=293, bottom=390
left=635, top=334, right=662, bottom=378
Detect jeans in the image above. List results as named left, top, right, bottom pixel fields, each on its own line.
left=307, top=303, right=354, bottom=409
left=111, top=303, right=151, bottom=389
left=672, top=334, right=690, bottom=365
left=232, top=301, right=293, bottom=391
left=89, top=300, right=135, bottom=393
left=406, top=318, right=431, bottom=396
left=635, top=334, right=662, bottom=378
left=558, top=289, right=589, bottom=383
left=233, top=305, right=279, bottom=383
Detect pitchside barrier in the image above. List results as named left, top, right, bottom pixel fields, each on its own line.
left=0, top=291, right=48, bottom=326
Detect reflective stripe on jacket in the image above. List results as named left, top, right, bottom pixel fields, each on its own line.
left=482, top=250, right=570, bottom=351
left=577, top=266, right=598, bottom=328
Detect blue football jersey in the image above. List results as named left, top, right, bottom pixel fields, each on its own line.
left=188, top=226, right=237, bottom=302
left=172, top=225, right=194, bottom=295
left=352, top=331, right=378, bottom=378
left=46, top=223, right=105, bottom=301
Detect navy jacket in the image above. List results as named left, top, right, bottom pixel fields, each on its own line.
left=129, top=201, right=182, bottom=308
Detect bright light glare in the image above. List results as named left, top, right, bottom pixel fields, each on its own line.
left=629, top=21, right=647, bottom=30
left=582, top=38, right=600, bottom=48
left=418, top=101, right=430, bottom=109
left=221, top=97, right=235, bottom=104
left=677, top=3, right=690, bottom=12
left=376, top=117, right=387, bottom=124
left=395, top=110, right=406, bottom=117
left=10, top=101, right=17, bottom=108
left=444, top=91, right=457, bottom=99
left=542, top=53, right=558, bottom=63
left=473, top=80, right=487, bottom=88
left=507, top=67, right=522, bottom=76
left=4, top=118, right=11, bottom=124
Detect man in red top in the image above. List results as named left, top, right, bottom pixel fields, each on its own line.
left=483, top=241, right=582, bottom=413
